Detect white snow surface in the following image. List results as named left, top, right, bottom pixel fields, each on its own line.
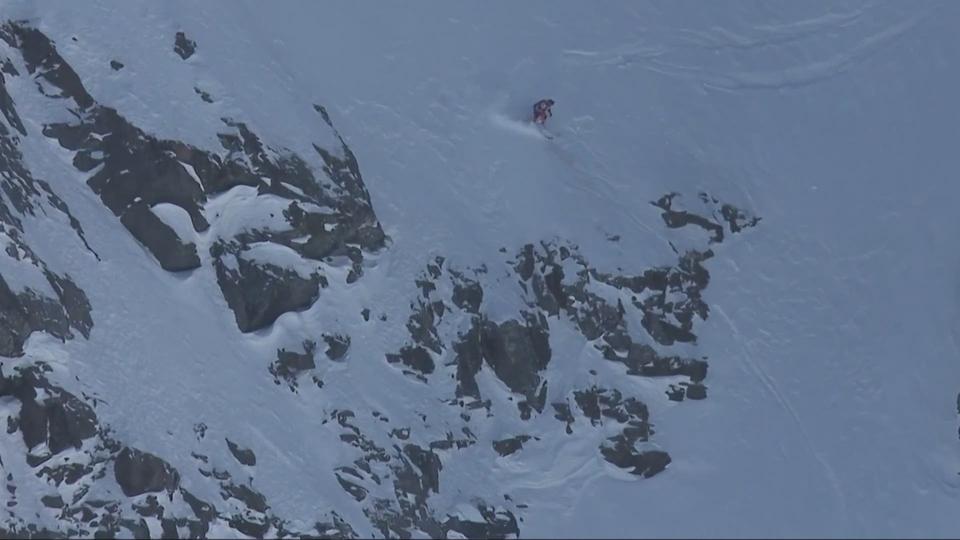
left=1, top=0, right=959, bottom=537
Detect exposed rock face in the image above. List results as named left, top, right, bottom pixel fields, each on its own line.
left=212, top=242, right=324, bottom=332
left=2, top=21, right=385, bottom=336
left=323, top=333, right=351, bottom=360
left=269, top=340, right=317, bottom=390
left=479, top=313, right=551, bottom=419
left=0, top=24, right=94, bottom=357
left=0, top=18, right=767, bottom=539
left=376, top=191, right=760, bottom=502
left=120, top=202, right=201, bottom=271
left=330, top=409, right=518, bottom=539
left=173, top=31, right=197, bottom=60
left=653, top=192, right=760, bottom=244
left=493, top=435, right=532, bottom=457
left=225, top=439, right=257, bottom=467
left=114, top=447, right=180, bottom=497
left=1, top=364, right=97, bottom=459
left=573, top=386, right=669, bottom=476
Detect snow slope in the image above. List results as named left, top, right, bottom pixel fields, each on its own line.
left=1, top=0, right=958, bottom=538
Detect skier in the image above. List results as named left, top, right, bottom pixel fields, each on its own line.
left=532, top=98, right=555, bottom=125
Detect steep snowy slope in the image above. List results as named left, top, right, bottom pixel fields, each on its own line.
left=0, top=1, right=958, bottom=538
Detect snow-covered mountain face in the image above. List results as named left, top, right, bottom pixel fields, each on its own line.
left=1, top=1, right=958, bottom=538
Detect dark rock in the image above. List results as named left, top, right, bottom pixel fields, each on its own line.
left=405, top=297, right=443, bottom=354
left=173, top=32, right=197, bottom=60
left=323, top=333, right=351, bottom=360
left=39, top=462, right=92, bottom=485
left=552, top=402, right=575, bottom=434
left=514, top=244, right=535, bottom=281
left=451, top=273, right=483, bottom=314
left=602, top=330, right=631, bottom=352
left=400, top=444, right=442, bottom=496
left=193, top=87, right=213, bottom=103
left=719, top=202, right=761, bottom=234
left=480, top=312, right=551, bottom=407
left=212, top=244, right=322, bottom=333
left=685, top=383, right=707, bottom=400
left=109, top=60, right=123, bottom=71
left=3, top=23, right=95, bottom=108
left=180, top=489, right=216, bottom=522
left=118, top=519, right=150, bottom=539
left=221, top=481, right=268, bottom=513
left=314, top=513, right=357, bottom=539
left=225, top=438, right=256, bottom=466
left=652, top=192, right=724, bottom=243
left=386, top=346, right=434, bottom=375
left=0, top=273, right=92, bottom=357
left=453, top=322, right=483, bottom=399
left=40, top=495, right=64, bottom=508
left=44, top=392, right=97, bottom=454
left=44, top=272, right=93, bottom=340
left=492, top=435, right=531, bottom=457
left=229, top=515, right=269, bottom=539
left=443, top=505, right=520, bottom=540
left=622, top=343, right=708, bottom=382
left=120, top=202, right=200, bottom=271
left=600, top=440, right=671, bottom=478
left=1, top=366, right=97, bottom=454
left=113, top=447, right=179, bottom=497
left=335, top=470, right=368, bottom=502
left=270, top=341, right=316, bottom=389
left=390, top=427, right=410, bottom=440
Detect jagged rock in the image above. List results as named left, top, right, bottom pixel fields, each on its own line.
left=685, top=383, right=707, bottom=400
left=2, top=23, right=95, bottom=108
left=0, top=366, right=97, bottom=454
left=453, top=322, right=483, bottom=399
left=225, top=439, right=257, bottom=467
left=571, top=386, right=668, bottom=477
left=653, top=192, right=725, bottom=243
left=492, top=435, right=531, bottom=457
left=194, top=87, right=213, bottom=103
left=451, top=271, right=483, bottom=313
left=600, top=440, right=671, bottom=478
left=120, top=202, right=200, bottom=271
left=173, top=31, right=197, bottom=60
left=6, top=23, right=385, bottom=350
left=443, top=506, right=520, bottom=539
left=386, top=345, right=434, bottom=375
left=652, top=192, right=759, bottom=244
left=180, top=489, right=216, bottom=523
left=480, top=312, right=551, bottom=414
left=552, top=402, right=575, bottom=434
left=404, top=297, right=443, bottom=354
left=0, top=270, right=91, bottom=357
left=40, top=495, right=64, bottom=508
left=113, top=447, right=179, bottom=497
left=323, top=333, right=351, bottom=360
left=335, top=469, right=368, bottom=502
left=270, top=341, right=317, bottom=389
left=212, top=243, right=323, bottom=333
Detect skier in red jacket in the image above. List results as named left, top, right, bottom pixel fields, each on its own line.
left=533, top=99, right=555, bottom=125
